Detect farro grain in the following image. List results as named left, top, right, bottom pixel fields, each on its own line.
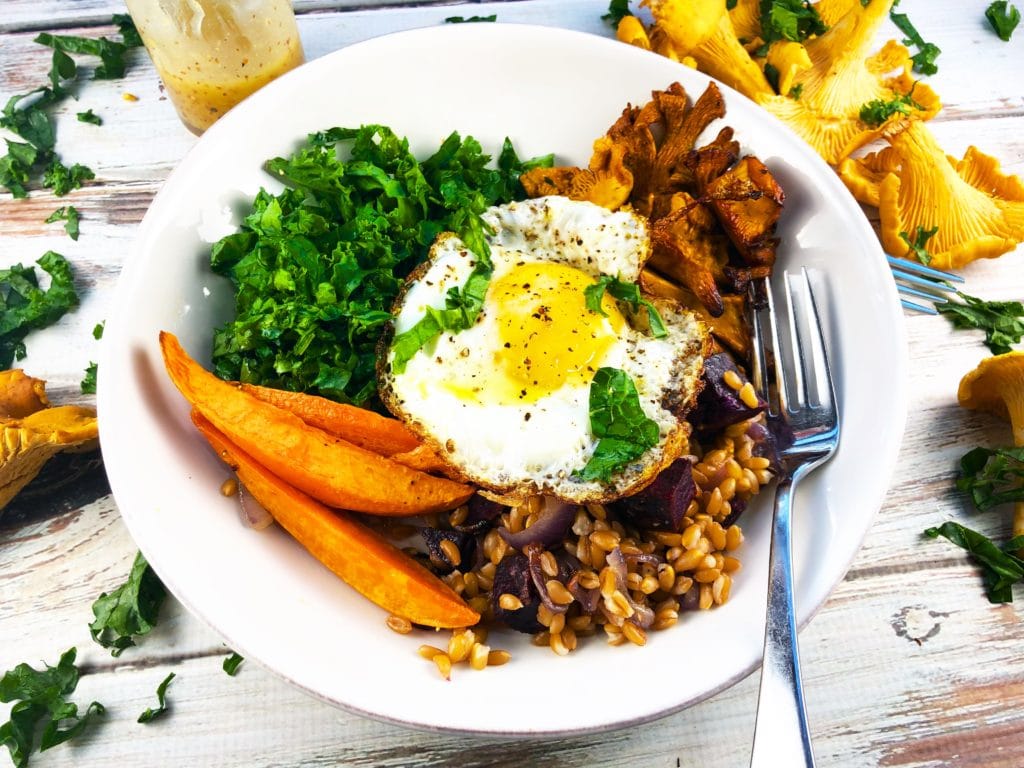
left=699, top=583, right=714, bottom=610
left=487, top=650, right=511, bottom=666
left=562, top=627, right=578, bottom=651
left=540, top=551, right=559, bottom=578
left=681, top=523, right=702, bottom=550
left=665, top=546, right=684, bottom=562
left=386, top=615, right=413, bottom=634
left=440, top=539, right=462, bottom=567
left=725, top=459, right=744, bottom=480
left=622, top=622, right=647, bottom=646
left=657, top=564, right=676, bottom=591
left=600, top=567, right=617, bottom=598
left=569, top=614, right=593, bottom=632
left=528, top=495, right=543, bottom=515
left=723, top=555, right=742, bottom=573
left=470, top=642, right=490, bottom=670
left=463, top=572, right=479, bottom=597
left=695, top=567, right=721, bottom=583
left=418, top=645, right=445, bottom=660
left=448, top=505, right=469, bottom=527
left=653, top=532, right=682, bottom=547
left=674, top=549, right=705, bottom=572
left=572, top=508, right=593, bottom=536
left=549, top=613, right=566, bottom=635
left=705, top=487, right=724, bottom=517
left=738, top=382, right=759, bottom=408
left=640, top=575, right=660, bottom=595
left=719, top=477, right=737, bottom=502
left=546, top=579, right=575, bottom=605
left=653, top=616, right=679, bottom=631
left=725, top=525, right=744, bottom=551
left=609, top=591, right=635, bottom=618
left=723, top=369, right=743, bottom=390
left=578, top=570, right=600, bottom=590
left=219, top=477, right=238, bottom=497
left=755, top=468, right=773, bottom=485
left=448, top=629, right=475, bottom=663
left=531, top=631, right=550, bottom=647
left=469, top=596, right=490, bottom=615
left=626, top=572, right=643, bottom=591
left=537, top=603, right=555, bottom=628
left=746, top=456, right=771, bottom=470
left=433, top=654, right=453, bottom=680
left=673, top=575, right=694, bottom=595
left=713, top=573, right=732, bottom=605
left=587, top=503, right=608, bottom=520
left=499, top=593, right=524, bottom=611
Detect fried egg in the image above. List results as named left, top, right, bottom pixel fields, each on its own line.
left=378, top=196, right=708, bottom=503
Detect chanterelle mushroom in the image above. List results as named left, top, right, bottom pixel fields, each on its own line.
left=958, top=352, right=1024, bottom=542
left=840, top=119, right=1024, bottom=269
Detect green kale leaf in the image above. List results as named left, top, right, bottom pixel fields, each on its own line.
left=957, top=446, right=1024, bottom=512
left=45, top=206, right=80, bottom=240
left=986, top=1, right=1021, bottom=40
left=89, top=551, right=166, bottom=656
left=222, top=653, right=244, bottom=676
left=77, top=109, right=102, bottom=126
left=574, top=367, right=660, bottom=483
left=42, top=160, right=94, bottom=197
left=137, top=673, right=175, bottom=724
left=603, top=0, right=633, bottom=26
left=0, top=648, right=105, bottom=768
left=0, top=252, right=78, bottom=368
left=890, top=10, right=941, bottom=74
left=758, top=0, right=828, bottom=51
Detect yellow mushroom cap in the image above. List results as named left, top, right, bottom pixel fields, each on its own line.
left=958, top=351, right=1024, bottom=446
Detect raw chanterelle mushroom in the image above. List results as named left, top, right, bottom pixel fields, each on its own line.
left=958, top=352, right=1024, bottom=543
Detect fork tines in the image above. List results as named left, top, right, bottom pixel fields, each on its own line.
left=887, top=255, right=964, bottom=315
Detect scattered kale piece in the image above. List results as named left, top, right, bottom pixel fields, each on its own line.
left=444, top=15, right=497, bottom=23
left=77, top=109, right=102, bottom=126
left=890, top=9, right=941, bottom=74
left=137, top=673, right=175, bottom=724
left=80, top=363, right=97, bottom=394
left=859, top=91, right=923, bottom=127
left=603, top=0, right=633, bottom=25
left=45, top=205, right=80, bottom=240
left=222, top=653, right=244, bottom=676
left=211, top=125, right=550, bottom=405
left=958, top=446, right=1024, bottom=512
left=0, top=16, right=139, bottom=197
left=0, top=648, right=105, bottom=768
left=986, top=1, right=1021, bottom=40
left=585, top=275, right=667, bottom=338
left=574, top=367, right=660, bottom=483
left=925, top=522, right=1024, bottom=603
left=89, top=551, right=167, bottom=657
left=0, top=251, right=78, bottom=368
left=899, top=224, right=938, bottom=265
left=756, top=0, right=828, bottom=56
left=112, top=13, right=145, bottom=49
left=937, top=292, right=1024, bottom=356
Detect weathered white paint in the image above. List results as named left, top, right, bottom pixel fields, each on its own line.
left=2, top=2, right=1024, bottom=766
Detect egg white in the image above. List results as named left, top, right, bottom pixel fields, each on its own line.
left=379, top=196, right=708, bottom=503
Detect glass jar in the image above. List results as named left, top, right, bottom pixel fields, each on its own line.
left=124, top=0, right=305, bottom=134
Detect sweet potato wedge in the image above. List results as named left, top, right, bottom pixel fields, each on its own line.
left=160, top=332, right=473, bottom=516
left=238, top=383, right=421, bottom=456
left=192, top=412, right=479, bottom=629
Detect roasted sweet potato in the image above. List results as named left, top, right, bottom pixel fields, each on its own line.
left=239, top=383, right=421, bottom=456
left=192, top=412, right=479, bottom=629
left=160, top=332, right=473, bottom=516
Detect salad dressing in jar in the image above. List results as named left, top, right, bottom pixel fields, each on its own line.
left=125, top=0, right=304, bottom=134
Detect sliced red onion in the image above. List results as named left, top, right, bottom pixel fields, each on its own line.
left=567, top=572, right=600, bottom=614
left=525, top=543, right=569, bottom=615
left=237, top=486, right=274, bottom=530
left=624, top=552, right=664, bottom=567
left=605, top=547, right=655, bottom=629
left=498, top=498, right=575, bottom=550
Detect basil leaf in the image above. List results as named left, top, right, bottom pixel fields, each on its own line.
left=584, top=275, right=668, bottom=338
left=925, top=522, right=1024, bottom=603
left=575, top=367, right=660, bottom=483
left=937, top=291, right=1024, bottom=356
left=0, top=648, right=105, bottom=767
left=137, top=673, right=175, bottom=724
left=89, top=551, right=167, bottom=656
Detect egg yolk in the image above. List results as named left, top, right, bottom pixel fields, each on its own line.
left=488, top=262, right=625, bottom=402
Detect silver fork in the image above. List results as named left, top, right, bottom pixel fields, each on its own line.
left=888, top=255, right=964, bottom=314
left=747, top=269, right=840, bottom=768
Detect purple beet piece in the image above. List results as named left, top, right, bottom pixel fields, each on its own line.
left=453, top=494, right=505, bottom=534
left=720, top=496, right=747, bottom=528
left=614, top=459, right=696, bottom=532
left=419, top=528, right=475, bottom=575
left=491, top=553, right=542, bottom=633
left=692, top=353, right=767, bottom=433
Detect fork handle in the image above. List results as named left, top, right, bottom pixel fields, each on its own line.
left=749, top=474, right=816, bottom=768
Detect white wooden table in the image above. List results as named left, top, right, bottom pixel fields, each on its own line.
left=2, top=2, right=1023, bottom=766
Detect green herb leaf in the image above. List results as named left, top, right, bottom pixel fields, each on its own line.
left=112, top=13, right=145, bottom=48
left=898, top=224, right=938, bottom=266
left=45, top=206, right=80, bottom=240
left=986, top=1, right=1021, bottom=40
left=859, top=91, right=923, bottom=127
left=137, top=673, right=175, bottom=724
left=0, top=251, right=78, bottom=369
left=584, top=275, right=668, bottom=338
left=222, top=653, right=244, bottom=676
left=925, top=521, right=1024, bottom=603
left=788, top=82, right=804, bottom=99
left=89, top=551, right=166, bottom=656
left=76, top=109, right=102, bottom=126
left=92, top=321, right=104, bottom=340
left=957, top=446, right=1024, bottom=511
left=42, top=160, right=94, bottom=197
left=444, top=15, right=497, bottom=23
left=890, top=10, right=941, bottom=74
left=0, top=648, right=105, bottom=768
left=759, top=0, right=828, bottom=46
left=213, top=127, right=546, bottom=404
left=574, top=368, right=660, bottom=483
left=937, top=292, right=1024, bottom=355
left=603, top=0, right=633, bottom=25
left=34, top=32, right=131, bottom=80
left=80, top=362, right=97, bottom=394
left=763, top=62, right=781, bottom=93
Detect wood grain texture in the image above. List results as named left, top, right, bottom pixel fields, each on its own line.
left=2, top=1, right=1024, bottom=767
